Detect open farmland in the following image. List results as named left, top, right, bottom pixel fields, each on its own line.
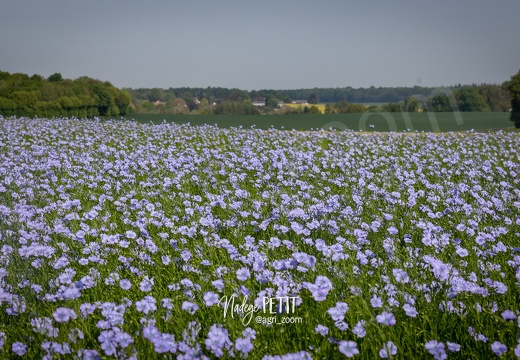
left=125, top=112, right=513, bottom=132
left=0, top=117, right=519, bottom=358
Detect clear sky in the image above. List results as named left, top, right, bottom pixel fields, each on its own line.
left=1, top=0, right=518, bottom=90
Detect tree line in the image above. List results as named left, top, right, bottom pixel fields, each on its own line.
left=128, top=85, right=436, bottom=106
left=0, top=71, right=131, bottom=118
left=0, top=70, right=517, bottom=122
left=510, top=69, right=520, bottom=128
left=127, top=83, right=511, bottom=116
left=372, top=85, right=511, bottom=113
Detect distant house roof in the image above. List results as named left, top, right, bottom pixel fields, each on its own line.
left=252, top=97, right=266, bottom=106
left=291, top=100, right=308, bottom=105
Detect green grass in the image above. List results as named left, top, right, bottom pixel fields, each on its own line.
left=114, top=112, right=514, bottom=132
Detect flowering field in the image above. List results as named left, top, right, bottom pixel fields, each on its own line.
left=0, top=117, right=519, bottom=359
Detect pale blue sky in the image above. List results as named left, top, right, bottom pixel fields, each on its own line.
left=1, top=0, right=518, bottom=90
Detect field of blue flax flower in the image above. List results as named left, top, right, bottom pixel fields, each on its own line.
left=0, top=116, right=519, bottom=359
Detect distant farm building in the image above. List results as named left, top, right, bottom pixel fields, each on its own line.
left=252, top=97, right=266, bottom=107
left=291, top=100, right=308, bottom=105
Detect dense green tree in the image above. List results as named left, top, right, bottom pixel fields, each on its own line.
left=30, top=74, right=44, bottom=82
left=12, top=90, right=40, bottom=108
left=405, top=96, right=420, bottom=112
left=324, top=103, right=335, bottom=114
left=0, top=70, right=130, bottom=118
left=478, top=84, right=510, bottom=112
left=34, top=100, right=62, bottom=117
left=346, top=103, right=366, bottom=113
left=91, top=84, right=113, bottom=116
left=284, top=105, right=305, bottom=115
left=308, top=93, right=318, bottom=104
left=326, top=100, right=367, bottom=114
left=163, top=91, right=176, bottom=103
left=265, top=94, right=278, bottom=109
left=455, top=88, right=487, bottom=112
left=214, top=100, right=259, bottom=115
left=430, top=93, right=452, bottom=112
left=0, top=71, right=10, bottom=81
left=181, top=92, right=199, bottom=111
left=148, top=88, right=162, bottom=102
left=0, top=97, right=17, bottom=116
left=383, top=102, right=402, bottom=112
left=194, top=98, right=210, bottom=114
left=334, top=100, right=349, bottom=113
left=508, top=69, right=520, bottom=128
left=170, top=98, right=190, bottom=114
left=115, top=92, right=131, bottom=115
left=47, top=73, right=63, bottom=82
left=307, top=105, right=321, bottom=114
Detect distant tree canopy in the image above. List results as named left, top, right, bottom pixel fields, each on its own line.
left=47, top=73, right=63, bottom=82
left=455, top=88, right=487, bottom=112
left=323, top=100, right=366, bottom=114
left=213, top=100, right=260, bottom=115
left=508, top=69, right=520, bottom=128
left=126, top=83, right=511, bottom=115
left=1, top=70, right=509, bottom=118
left=0, top=71, right=131, bottom=117
left=429, top=93, right=453, bottom=112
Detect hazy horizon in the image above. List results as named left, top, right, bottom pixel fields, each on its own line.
left=1, top=0, right=519, bottom=90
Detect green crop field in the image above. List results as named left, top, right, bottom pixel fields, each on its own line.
left=116, top=112, right=513, bottom=132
